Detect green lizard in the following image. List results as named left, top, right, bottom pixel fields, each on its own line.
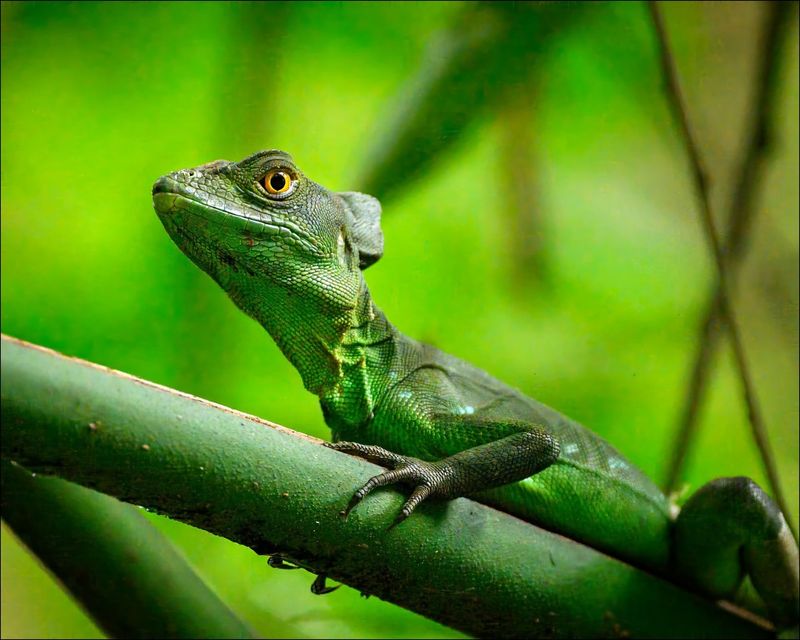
left=153, top=149, right=799, bottom=630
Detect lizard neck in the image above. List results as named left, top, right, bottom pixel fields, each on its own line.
left=319, top=285, right=398, bottom=432
left=243, top=274, right=395, bottom=425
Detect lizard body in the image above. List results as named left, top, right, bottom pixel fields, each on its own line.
left=326, top=314, right=673, bottom=571
left=153, top=150, right=798, bottom=629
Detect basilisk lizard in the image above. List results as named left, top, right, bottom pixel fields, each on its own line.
left=153, top=150, right=799, bottom=629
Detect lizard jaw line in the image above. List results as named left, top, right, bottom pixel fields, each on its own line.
left=153, top=189, right=317, bottom=251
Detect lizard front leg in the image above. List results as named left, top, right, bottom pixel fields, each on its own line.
left=326, top=417, right=559, bottom=525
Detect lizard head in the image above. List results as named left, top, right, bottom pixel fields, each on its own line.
left=152, top=150, right=383, bottom=318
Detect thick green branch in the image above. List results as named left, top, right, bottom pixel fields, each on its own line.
left=0, top=335, right=771, bottom=639
left=1, top=459, right=257, bottom=639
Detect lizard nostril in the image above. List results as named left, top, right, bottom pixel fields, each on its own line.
left=152, top=176, right=172, bottom=196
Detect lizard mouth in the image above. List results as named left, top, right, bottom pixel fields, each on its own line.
left=152, top=176, right=199, bottom=220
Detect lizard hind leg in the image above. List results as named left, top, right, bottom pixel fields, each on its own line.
left=674, top=476, right=799, bottom=629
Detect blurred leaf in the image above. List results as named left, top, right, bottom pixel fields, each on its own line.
left=356, top=1, right=599, bottom=202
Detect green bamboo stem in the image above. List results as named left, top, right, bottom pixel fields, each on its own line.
left=1, top=459, right=258, bottom=639
left=0, top=335, right=772, bottom=639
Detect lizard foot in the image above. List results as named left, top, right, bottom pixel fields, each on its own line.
left=325, top=441, right=446, bottom=525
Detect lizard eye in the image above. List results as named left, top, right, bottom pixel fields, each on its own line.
left=261, top=169, right=294, bottom=196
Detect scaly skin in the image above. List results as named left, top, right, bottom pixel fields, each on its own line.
left=153, top=150, right=799, bottom=629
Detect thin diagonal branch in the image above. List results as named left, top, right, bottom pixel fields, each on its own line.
left=648, top=1, right=796, bottom=541
left=664, top=1, right=796, bottom=496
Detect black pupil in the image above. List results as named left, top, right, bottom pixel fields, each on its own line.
left=269, top=173, right=287, bottom=191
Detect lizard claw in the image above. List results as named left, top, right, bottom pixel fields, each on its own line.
left=311, top=573, right=340, bottom=595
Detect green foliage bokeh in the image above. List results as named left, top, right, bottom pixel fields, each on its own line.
left=1, top=2, right=797, bottom=638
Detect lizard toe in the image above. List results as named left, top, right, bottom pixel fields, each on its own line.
left=326, top=441, right=409, bottom=467
left=267, top=554, right=302, bottom=570
left=391, top=485, right=433, bottom=528
left=344, top=467, right=415, bottom=517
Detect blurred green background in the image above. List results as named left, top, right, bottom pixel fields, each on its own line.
left=1, top=1, right=797, bottom=638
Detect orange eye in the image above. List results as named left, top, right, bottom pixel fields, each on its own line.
left=262, top=169, right=293, bottom=195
